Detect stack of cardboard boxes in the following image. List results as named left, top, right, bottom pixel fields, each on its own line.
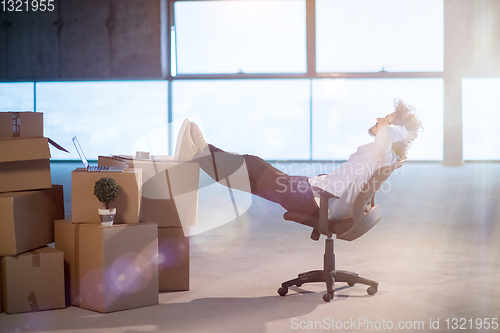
left=53, top=151, right=198, bottom=313
left=1, top=111, right=199, bottom=315
left=98, top=155, right=199, bottom=292
left=54, top=161, right=161, bottom=313
left=0, top=111, right=66, bottom=314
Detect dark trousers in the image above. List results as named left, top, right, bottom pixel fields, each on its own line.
left=194, top=145, right=319, bottom=217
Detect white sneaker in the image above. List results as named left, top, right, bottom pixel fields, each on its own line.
left=190, top=122, right=208, bottom=150
left=174, top=119, right=198, bottom=162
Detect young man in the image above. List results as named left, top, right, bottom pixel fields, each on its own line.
left=174, top=99, right=422, bottom=220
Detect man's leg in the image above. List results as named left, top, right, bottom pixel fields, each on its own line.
left=193, top=144, right=318, bottom=216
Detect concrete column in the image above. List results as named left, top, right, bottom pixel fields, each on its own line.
left=443, top=77, right=463, bottom=165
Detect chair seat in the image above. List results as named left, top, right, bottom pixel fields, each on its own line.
left=283, top=211, right=353, bottom=235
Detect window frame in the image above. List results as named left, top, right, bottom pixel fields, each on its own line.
left=166, top=0, right=444, bottom=159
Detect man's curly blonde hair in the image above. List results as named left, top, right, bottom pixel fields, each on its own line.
left=390, top=98, right=423, bottom=160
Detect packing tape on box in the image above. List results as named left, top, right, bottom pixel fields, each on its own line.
left=29, top=250, right=41, bottom=312
left=12, top=112, right=20, bottom=137
left=28, top=251, right=40, bottom=311
left=28, top=291, right=40, bottom=312
left=32, top=252, right=40, bottom=267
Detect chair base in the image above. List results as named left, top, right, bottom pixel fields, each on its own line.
left=278, top=270, right=378, bottom=302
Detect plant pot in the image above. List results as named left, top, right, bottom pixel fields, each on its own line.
left=98, top=208, right=116, bottom=226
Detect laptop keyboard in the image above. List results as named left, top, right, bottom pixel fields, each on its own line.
left=88, top=166, right=110, bottom=172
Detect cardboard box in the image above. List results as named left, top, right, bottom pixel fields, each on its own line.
left=158, top=227, right=190, bottom=292
left=0, top=258, right=3, bottom=313
left=0, top=185, right=65, bottom=256
left=54, top=220, right=159, bottom=313
left=0, top=111, right=43, bottom=139
left=71, top=168, right=142, bottom=224
left=99, top=155, right=199, bottom=227
left=1, top=247, right=65, bottom=314
left=0, top=137, right=52, bottom=193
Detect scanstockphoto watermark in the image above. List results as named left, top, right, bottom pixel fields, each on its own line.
left=291, top=317, right=426, bottom=330
left=274, top=160, right=406, bottom=178
left=291, top=317, right=500, bottom=331
left=274, top=161, right=343, bottom=177
left=275, top=161, right=403, bottom=195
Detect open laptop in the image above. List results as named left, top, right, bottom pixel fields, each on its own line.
left=72, top=136, right=124, bottom=172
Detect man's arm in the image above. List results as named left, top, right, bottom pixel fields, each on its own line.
left=373, top=125, right=408, bottom=157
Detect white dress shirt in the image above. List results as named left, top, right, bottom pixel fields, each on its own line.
left=308, top=125, right=408, bottom=219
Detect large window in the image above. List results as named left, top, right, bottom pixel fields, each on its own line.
left=316, top=0, right=444, bottom=73
left=1, top=0, right=451, bottom=162
left=36, top=81, right=168, bottom=160
left=170, top=0, right=445, bottom=161
left=462, top=79, right=500, bottom=160
left=312, top=79, right=443, bottom=160
left=174, top=0, right=307, bottom=74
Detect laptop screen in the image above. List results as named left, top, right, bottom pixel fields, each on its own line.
left=72, top=136, right=89, bottom=169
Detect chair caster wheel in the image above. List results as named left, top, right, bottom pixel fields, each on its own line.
left=296, top=283, right=302, bottom=287
left=278, top=287, right=288, bottom=296
left=323, top=292, right=333, bottom=302
left=348, top=281, right=355, bottom=287
left=367, top=286, right=377, bottom=295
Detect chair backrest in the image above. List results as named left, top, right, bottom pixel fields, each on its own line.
left=336, top=163, right=398, bottom=241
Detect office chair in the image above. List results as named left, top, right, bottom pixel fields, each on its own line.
left=278, top=162, right=402, bottom=302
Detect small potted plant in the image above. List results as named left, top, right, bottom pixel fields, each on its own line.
left=94, top=177, right=119, bottom=226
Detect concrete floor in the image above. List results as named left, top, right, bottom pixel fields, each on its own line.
left=1, top=162, right=499, bottom=333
